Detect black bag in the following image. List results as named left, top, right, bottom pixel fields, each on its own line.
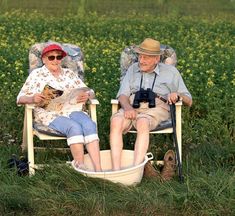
left=8, top=154, right=29, bottom=176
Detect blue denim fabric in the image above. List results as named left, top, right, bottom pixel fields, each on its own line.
left=48, top=111, right=98, bottom=145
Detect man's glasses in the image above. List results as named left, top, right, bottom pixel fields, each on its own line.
left=47, top=55, right=63, bottom=61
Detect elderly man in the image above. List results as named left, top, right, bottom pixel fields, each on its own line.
left=110, top=38, right=192, bottom=172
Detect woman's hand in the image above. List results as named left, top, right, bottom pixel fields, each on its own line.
left=33, top=93, right=45, bottom=104
left=76, top=91, right=90, bottom=103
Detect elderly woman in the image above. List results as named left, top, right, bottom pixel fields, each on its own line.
left=17, top=44, right=102, bottom=171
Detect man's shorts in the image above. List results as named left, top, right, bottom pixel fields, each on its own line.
left=111, top=99, right=170, bottom=133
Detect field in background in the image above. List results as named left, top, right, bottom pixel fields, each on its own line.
left=0, top=0, right=235, bottom=18
left=0, top=1, right=234, bottom=215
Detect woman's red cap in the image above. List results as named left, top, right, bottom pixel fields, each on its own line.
left=41, top=44, right=67, bottom=58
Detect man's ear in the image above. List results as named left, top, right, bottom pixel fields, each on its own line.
left=155, top=55, right=160, bottom=64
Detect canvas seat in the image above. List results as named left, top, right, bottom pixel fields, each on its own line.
left=21, top=41, right=99, bottom=175
left=111, top=44, right=182, bottom=165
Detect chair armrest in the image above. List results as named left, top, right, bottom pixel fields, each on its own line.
left=25, top=104, right=36, bottom=109
left=89, top=98, right=99, bottom=105
left=111, top=99, right=119, bottom=104
left=25, top=101, right=99, bottom=125
left=111, top=99, right=119, bottom=114
left=111, top=99, right=183, bottom=115
left=175, top=100, right=182, bottom=106
left=88, top=99, right=99, bottom=125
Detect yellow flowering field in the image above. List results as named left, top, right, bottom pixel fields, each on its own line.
left=0, top=11, right=234, bottom=158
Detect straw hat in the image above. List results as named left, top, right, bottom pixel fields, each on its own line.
left=134, top=38, right=163, bottom=56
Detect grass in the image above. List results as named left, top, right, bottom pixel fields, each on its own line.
left=0, top=147, right=234, bottom=215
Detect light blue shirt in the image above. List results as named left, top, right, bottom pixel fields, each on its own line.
left=117, top=62, right=192, bottom=99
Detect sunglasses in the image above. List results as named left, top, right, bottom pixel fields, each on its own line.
left=47, top=55, right=63, bottom=61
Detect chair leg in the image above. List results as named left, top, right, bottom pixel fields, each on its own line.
left=22, top=109, right=27, bottom=152
left=26, top=106, right=35, bottom=175
left=175, top=104, right=182, bottom=162
left=27, top=132, right=35, bottom=176
left=176, top=128, right=182, bottom=163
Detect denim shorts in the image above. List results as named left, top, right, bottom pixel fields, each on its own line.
left=48, top=111, right=99, bottom=145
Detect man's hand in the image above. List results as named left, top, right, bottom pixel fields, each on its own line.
left=118, top=94, right=137, bottom=120
left=167, top=92, right=179, bottom=104
left=124, top=106, right=137, bottom=120
left=168, top=92, right=192, bottom=107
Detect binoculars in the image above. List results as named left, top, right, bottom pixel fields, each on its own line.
left=132, top=88, right=156, bottom=108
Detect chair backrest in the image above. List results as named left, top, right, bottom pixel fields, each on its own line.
left=119, top=44, right=178, bottom=130
left=28, top=41, right=85, bottom=80
left=120, top=44, right=177, bottom=82
left=27, top=41, right=86, bottom=136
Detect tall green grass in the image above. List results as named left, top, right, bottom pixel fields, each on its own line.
left=0, top=155, right=234, bottom=215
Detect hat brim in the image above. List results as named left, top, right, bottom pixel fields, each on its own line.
left=134, top=47, right=163, bottom=56
left=42, top=49, right=67, bottom=58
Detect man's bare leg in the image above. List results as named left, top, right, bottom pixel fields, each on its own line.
left=110, top=116, right=130, bottom=170
left=134, top=117, right=150, bottom=166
